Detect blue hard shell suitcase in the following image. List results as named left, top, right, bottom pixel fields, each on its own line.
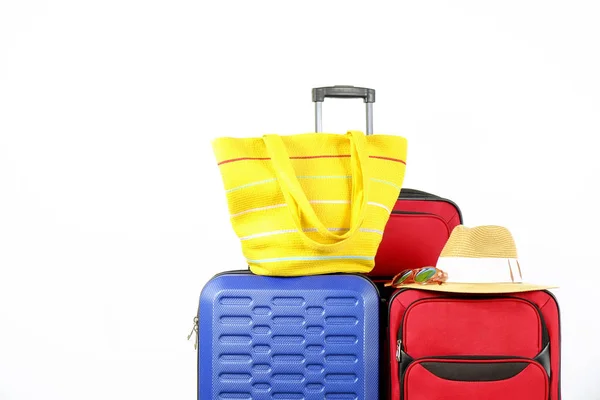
left=197, top=271, right=380, bottom=400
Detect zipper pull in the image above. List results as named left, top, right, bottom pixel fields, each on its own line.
left=396, top=339, right=403, bottom=362
left=187, top=316, right=199, bottom=350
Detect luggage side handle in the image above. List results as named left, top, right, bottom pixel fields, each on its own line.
left=312, top=85, right=375, bottom=135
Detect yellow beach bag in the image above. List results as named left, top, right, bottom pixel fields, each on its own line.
left=212, top=130, right=408, bottom=276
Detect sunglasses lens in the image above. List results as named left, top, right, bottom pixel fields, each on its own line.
left=392, top=270, right=413, bottom=286
left=415, top=267, right=437, bottom=283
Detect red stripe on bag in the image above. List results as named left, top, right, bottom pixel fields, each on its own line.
left=218, top=154, right=406, bottom=165
left=370, top=155, right=406, bottom=164
left=291, top=155, right=351, bottom=160
left=218, top=157, right=271, bottom=165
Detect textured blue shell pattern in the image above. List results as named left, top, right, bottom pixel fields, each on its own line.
left=198, top=273, right=379, bottom=400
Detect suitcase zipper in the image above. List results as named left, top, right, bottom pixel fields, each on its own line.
left=396, top=339, right=403, bottom=362
left=399, top=188, right=442, bottom=199
left=397, top=188, right=463, bottom=223
left=190, top=269, right=250, bottom=350
left=395, top=295, right=550, bottom=353
left=187, top=316, right=199, bottom=350
left=390, top=210, right=436, bottom=215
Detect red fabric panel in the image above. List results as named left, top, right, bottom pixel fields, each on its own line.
left=374, top=213, right=449, bottom=276
left=388, top=289, right=561, bottom=400
left=389, top=290, right=436, bottom=400
left=403, top=298, right=543, bottom=359
left=511, top=291, right=561, bottom=400
left=371, top=200, right=460, bottom=277
left=403, top=359, right=548, bottom=400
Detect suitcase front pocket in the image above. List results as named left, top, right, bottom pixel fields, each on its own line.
left=401, top=358, right=549, bottom=400
left=398, top=297, right=548, bottom=360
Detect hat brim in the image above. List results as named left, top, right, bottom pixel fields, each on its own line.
left=397, top=282, right=558, bottom=294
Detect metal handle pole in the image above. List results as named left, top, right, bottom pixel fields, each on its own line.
left=366, top=102, right=373, bottom=135
left=315, top=102, right=323, bottom=133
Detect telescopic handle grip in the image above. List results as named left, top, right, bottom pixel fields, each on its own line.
left=312, top=85, right=376, bottom=103
left=312, top=85, right=375, bottom=134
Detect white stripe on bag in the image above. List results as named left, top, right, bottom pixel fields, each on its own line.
left=226, top=175, right=350, bottom=193
left=227, top=176, right=400, bottom=194
left=232, top=201, right=390, bottom=218
left=240, top=227, right=382, bottom=241
left=367, top=201, right=391, bottom=214
left=297, top=175, right=352, bottom=179
left=240, top=227, right=348, bottom=241
left=370, top=178, right=401, bottom=190
left=359, top=228, right=384, bottom=235
left=225, top=178, right=277, bottom=193
left=239, top=229, right=298, bottom=240
left=247, top=255, right=374, bottom=263
left=230, top=204, right=288, bottom=218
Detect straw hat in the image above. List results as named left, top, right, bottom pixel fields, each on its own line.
left=399, top=225, right=557, bottom=293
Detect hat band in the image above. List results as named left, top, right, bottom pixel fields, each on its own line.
left=435, top=257, right=522, bottom=284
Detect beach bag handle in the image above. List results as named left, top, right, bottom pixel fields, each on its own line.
left=262, top=130, right=369, bottom=248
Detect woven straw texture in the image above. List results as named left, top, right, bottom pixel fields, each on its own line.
left=212, top=131, right=408, bottom=276
left=401, top=225, right=557, bottom=293
left=440, top=225, right=518, bottom=259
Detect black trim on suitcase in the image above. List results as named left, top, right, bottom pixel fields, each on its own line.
left=398, top=343, right=550, bottom=377
left=390, top=210, right=437, bottom=216
left=544, top=290, right=562, bottom=400
left=420, top=360, right=529, bottom=381
left=398, top=188, right=463, bottom=224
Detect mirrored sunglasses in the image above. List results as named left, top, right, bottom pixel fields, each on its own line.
left=384, top=267, right=448, bottom=288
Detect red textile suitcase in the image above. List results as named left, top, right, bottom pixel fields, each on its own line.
left=370, top=189, right=463, bottom=399
left=388, top=288, right=561, bottom=400
left=370, top=188, right=462, bottom=278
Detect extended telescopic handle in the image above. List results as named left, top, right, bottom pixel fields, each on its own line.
left=312, top=85, right=375, bottom=135
left=312, top=86, right=376, bottom=103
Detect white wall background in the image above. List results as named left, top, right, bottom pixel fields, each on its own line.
left=1, top=1, right=598, bottom=399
